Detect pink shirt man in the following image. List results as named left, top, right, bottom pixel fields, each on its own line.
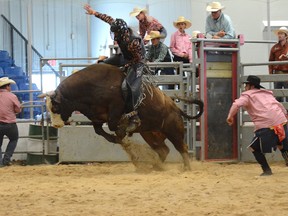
left=170, top=16, right=192, bottom=63
left=170, top=31, right=192, bottom=62
left=0, top=89, right=21, bottom=123
left=228, top=88, right=287, bottom=131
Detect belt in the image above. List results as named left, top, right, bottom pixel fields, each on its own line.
left=0, top=122, right=8, bottom=125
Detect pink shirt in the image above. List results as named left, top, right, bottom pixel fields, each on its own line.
left=228, top=89, right=287, bottom=131
left=170, top=30, right=192, bottom=62
left=0, top=89, right=21, bottom=123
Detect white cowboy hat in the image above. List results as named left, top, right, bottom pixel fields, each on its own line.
left=144, top=31, right=164, bottom=40
left=0, top=77, right=16, bottom=87
left=206, top=2, right=225, bottom=12
left=192, top=30, right=201, bottom=39
left=173, top=16, right=192, bottom=29
left=129, top=7, right=147, bottom=17
left=274, top=26, right=288, bottom=35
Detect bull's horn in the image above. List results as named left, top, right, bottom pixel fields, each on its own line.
left=37, top=91, right=55, bottom=98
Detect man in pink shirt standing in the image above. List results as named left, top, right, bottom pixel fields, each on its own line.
left=0, top=77, right=22, bottom=167
left=170, top=16, right=192, bottom=63
left=226, top=75, right=288, bottom=176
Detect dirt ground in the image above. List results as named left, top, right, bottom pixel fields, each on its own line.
left=0, top=159, right=288, bottom=216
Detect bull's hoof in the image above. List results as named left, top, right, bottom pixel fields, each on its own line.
left=183, top=166, right=191, bottom=171
left=126, top=116, right=141, bottom=133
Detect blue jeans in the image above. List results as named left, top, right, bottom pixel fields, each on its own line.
left=0, top=123, right=19, bottom=165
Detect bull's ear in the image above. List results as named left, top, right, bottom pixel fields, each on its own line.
left=38, top=91, right=55, bottom=98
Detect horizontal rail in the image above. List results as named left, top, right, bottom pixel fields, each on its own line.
left=241, top=74, right=288, bottom=82
left=203, top=47, right=239, bottom=52
left=241, top=60, right=288, bottom=67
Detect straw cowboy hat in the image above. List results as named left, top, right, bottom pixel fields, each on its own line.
left=274, top=26, right=288, bottom=35
left=0, top=77, right=16, bottom=87
left=129, top=7, right=147, bottom=17
left=144, top=31, right=164, bottom=40
left=173, top=16, right=192, bottom=29
left=206, top=2, right=225, bottom=12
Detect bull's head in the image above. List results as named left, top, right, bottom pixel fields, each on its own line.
left=38, top=91, right=65, bottom=128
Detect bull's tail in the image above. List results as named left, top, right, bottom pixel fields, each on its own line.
left=174, top=96, right=204, bottom=120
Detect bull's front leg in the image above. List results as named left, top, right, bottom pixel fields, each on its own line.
left=92, top=123, right=123, bottom=144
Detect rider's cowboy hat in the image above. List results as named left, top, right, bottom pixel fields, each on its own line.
left=129, top=7, right=147, bottom=17
left=173, top=16, right=192, bottom=29
left=144, top=31, right=164, bottom=40
left=0, top=77, right=16, bottom=87
left=243, top=75, right=265, bottom=89
left=206, top=2, right=225, bottom=12
left=274, top=26, right=288, bottom=35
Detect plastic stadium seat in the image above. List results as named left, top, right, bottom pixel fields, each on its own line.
left=10, top=83, right=19, bottom=91
left=0, top=50, right=9, bottom=60
left=0, top=61, right=12, bottom=69
left=4, top=66, right=23, bottom=76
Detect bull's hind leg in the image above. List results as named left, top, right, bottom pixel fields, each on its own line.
left=140, top=131, right=170, bottom=170
left=167, top=135, right=191, bottom=171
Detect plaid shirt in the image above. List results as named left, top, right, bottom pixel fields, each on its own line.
left=139, top=16, right=163, bottom=39
left=269, top=41, right=288, bottom=73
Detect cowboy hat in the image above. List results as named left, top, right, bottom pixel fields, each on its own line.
left=144, top=31, right=164, bottom=40
left=274, top=26, right=288, bottom=35
left=173, top=16, right=192, bottom=29
left=206, top=2, right=225, bottom=12
left=129, top=7, right=147, bottom=17
left=0, top=77, right=16, bottom=87
left=243, top=75, right=265, bottom=89
left=192, top=30, right=201, bottom=39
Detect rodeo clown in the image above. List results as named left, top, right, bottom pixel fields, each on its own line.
left=84, top=4, right=146, bottom=133
left=226, top=75, right=288, bottom=176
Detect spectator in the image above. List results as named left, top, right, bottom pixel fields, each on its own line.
left=145, top=31, right=174, bottom=89
left=269, top=26, right=288, bottom=102
left=130, top=7, right=167, bottom=44
left=0, top=77, right=22, bottom=167
left=205, top=2, right=235, bottom=39
left=226, top=75, right=288, bottom=176
left=170, top=16, right=192, bottom=63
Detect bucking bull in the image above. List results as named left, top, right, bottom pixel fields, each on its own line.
left=39, top=64, right=203, bottom=170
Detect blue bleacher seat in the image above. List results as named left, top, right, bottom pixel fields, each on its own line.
left=0, top=61, right=12, bottom=69
left=10, top=83, right=19, bottom=91
left=4, top=66, right=23, bottom=76
left=0, top=67, right=3, bottom=75
left=0, top=50, right=14, bottom=69
left=0, top=50, right=9, bottom=60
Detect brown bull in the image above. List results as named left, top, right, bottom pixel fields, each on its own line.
left=39, top=64, right=203, bottom=170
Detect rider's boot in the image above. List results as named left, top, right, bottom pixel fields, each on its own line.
left=126, top=111, right=141, bottom=133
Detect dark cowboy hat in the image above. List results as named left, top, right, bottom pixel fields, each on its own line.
left=243, top=75, right=265, bottom=89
